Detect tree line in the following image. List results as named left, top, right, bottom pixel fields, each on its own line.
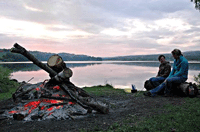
left=0, top=49, right=102, bottom=62
left=103, top=51, right=200, bottom=61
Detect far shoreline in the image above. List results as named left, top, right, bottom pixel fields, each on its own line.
left=1, top=60, right=200, bottom=64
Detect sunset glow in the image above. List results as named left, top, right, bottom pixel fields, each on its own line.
left=0, top=0, right=199, bottom=57
left=0, top=17, right=93, bottom=41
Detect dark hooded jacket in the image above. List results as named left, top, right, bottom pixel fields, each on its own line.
left=157, top=61, right=171, bottom=77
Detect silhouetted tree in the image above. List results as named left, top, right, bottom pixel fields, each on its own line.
left=191, top=0, right=200, bottom=11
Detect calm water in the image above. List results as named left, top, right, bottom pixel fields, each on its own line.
left=1, top=61, right=200, bottom=90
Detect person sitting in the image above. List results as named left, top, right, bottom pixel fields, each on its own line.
left=145, top=55, right=171, bottom=91
left=144, top=49, right=189, bottom=97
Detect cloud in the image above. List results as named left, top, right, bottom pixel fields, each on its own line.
left=0, top=0, right=200, bottom=57
left=24, top=4, right=43, bottom=12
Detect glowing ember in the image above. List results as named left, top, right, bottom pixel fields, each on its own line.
left=35, top=87, right=40, bottom=91
left=52, top=94, right=60, bottom=97
left=9, top=111, right=19, bottom=114
left=41, top=99, right=63, bottom=104
left=47, top=107, right=54, bottom=111
left=56, top=106, right=63, bottom=109
left=53, top=86, right=61, bottom=90
left=24, top=100, right=40, bottom=108
left=68, top=102, right=75, bottom=105
left=40, top=106, right=46, bottom=110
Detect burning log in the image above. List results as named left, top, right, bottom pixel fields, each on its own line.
left=10, top=43, right=109, bottom=114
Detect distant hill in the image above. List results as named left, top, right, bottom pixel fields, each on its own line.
left=103, top=51, right=200, bottom=61
left=1, top=49, right=199, bottom=62
left=0, top=49, right=102, bottom=62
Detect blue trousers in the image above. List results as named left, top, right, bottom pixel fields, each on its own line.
left=150, top=77, right=187, bottom=96
left=149, top=77, right=166, bottom=88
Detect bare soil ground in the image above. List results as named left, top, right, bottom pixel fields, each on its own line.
left=0, top=93, right=185, bottom=132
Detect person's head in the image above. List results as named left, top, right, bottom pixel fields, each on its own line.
left=171, top=49, right=182, bottom=60
left=158, top=55, right=166, bottom=63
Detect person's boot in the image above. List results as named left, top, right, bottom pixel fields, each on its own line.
left=143, top=91, right=152, bottom=97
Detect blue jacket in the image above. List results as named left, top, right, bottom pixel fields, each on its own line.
left=168, top=55, right=188, bottom=79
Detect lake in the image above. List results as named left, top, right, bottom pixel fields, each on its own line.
left=1, top=61, right=200, bottom=91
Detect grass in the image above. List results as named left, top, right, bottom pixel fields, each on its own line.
left=104, top=97, right=200, bottom=132
left=80, top=87, right=200, bottom=132
left=83, top=84, right=127, bottom=96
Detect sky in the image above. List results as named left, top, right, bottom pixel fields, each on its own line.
left=0, top=0, right=200, bottom=57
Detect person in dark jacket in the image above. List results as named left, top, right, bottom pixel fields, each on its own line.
left=149, top=55, right=171, bottom=88
left=144, top=49, right=189, bottom=97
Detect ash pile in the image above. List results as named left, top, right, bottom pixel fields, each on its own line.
left=0, top=43, right=109, bottom=121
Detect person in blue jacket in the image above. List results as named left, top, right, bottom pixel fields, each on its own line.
left=144, top=49, right=189, bottom=97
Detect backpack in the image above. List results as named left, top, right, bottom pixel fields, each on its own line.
left=144, top=80, right=154, bottom=91
left=177, top=82, right=199, bottom=98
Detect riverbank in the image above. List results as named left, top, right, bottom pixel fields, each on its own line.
left=0, top=84, right=200, bottom=132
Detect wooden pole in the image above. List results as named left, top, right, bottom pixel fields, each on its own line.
left=11, top=43, right=57, bottom=77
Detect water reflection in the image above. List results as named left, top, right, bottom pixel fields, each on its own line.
left=106, top=61, right=200, bottom=70
left=1, top=61, right=200, bottom=90
left=71, top=64, right=158, bottom=90
left=0, top=62, right=100, bottom=72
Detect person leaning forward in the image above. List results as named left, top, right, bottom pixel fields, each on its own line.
left=146, top=55, right=171, bottom=90
left=144, top=49, right=189, bottom=97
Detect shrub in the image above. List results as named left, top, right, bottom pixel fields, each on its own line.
left=0, top=66, right=18, bottom=93
left=194, top=73, right=200, bottom=88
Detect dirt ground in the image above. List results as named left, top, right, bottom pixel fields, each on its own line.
left=0, top=93, right=186, bottom=132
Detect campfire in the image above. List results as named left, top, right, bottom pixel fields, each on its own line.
left=3, top=82, right=88, bottom=121
left=0, top=43, right=109, bottom=121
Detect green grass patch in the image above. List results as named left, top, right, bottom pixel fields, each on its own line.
left=0, top=66, right=19, bottom=101
left=0, top=87, right=17, bottom=100
left=106, top=97, right=200, bottom=132
left=83, top=84, right=126, bottom=96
